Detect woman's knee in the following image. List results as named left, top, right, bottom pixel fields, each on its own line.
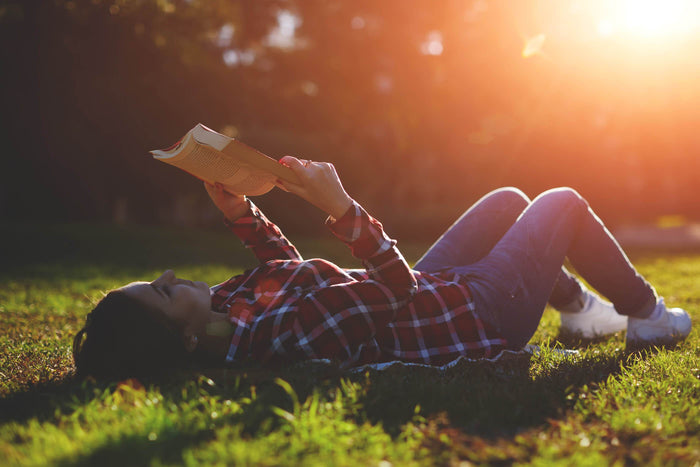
left=534, top=187, right=589, bottom=213
left=481, top=187, right=531, bottom=210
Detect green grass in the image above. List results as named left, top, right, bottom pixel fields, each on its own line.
left=1, top=223, right=699, bottom=465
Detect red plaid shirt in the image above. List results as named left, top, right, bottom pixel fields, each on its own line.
left=210, top=201, right=506, bottom=368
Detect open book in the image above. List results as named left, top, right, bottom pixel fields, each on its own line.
left=150, top=124, right=300, bottom=196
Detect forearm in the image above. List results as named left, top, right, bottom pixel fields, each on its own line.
left=226, top=200, right=302, bottom=262
left=319, top=192, right=354, bottom=221
left=223, top=196, right=252, bottom=222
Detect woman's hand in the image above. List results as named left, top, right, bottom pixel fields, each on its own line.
left=204, top=182, right=250, bottom=222
left=276, top=156, right=353, bottom=220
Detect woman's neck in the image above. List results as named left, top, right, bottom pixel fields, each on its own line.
left=197, top=310, right=234, bottom=359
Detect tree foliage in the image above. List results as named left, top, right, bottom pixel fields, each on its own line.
left=2, top=0, right=699, bottom=237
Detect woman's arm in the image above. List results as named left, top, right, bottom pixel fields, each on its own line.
left=275, top=155, right=415, bottom=290
left=246, top=159, right=419, bottom=365
left=206, top=156, right=355, bottom=264
left=275, top=156, right=353, bottom=220
left=247, top=201, right=419, bottom=366
left=204, top=181, right=302, bottom=262
left=204, top=182, right=250, bottom=222
left=295, top=202, right=419, bottom=364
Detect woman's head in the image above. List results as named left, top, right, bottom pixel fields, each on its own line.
left=72, top=270, right=212, bottom=379
left=121, top=270, right=212, bottom=341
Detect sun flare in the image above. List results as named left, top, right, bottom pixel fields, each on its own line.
left=599, top=0, right=698, bottom=38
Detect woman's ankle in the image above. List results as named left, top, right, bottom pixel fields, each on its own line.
left=555, top=288, right=586, bottom=313
left=630, top=295, right=659, bottom=320
left=551, top=281, right=585, bottom=313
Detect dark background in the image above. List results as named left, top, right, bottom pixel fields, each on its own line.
left=2, top=0, right=699, bottom=239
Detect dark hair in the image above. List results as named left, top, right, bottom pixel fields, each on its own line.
left=72, top=290, right=190, bottom=379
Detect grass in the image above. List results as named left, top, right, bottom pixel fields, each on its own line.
left=1, top=222, right=699, bottom=465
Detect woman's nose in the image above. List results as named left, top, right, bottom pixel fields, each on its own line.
left=153, top=269, right=175, bottom=285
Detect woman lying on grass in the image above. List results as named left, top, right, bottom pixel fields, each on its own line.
left=73, top=156, right=692, bottom=378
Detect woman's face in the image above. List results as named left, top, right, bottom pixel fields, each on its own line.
left=120, top=270, right=211, bottom=337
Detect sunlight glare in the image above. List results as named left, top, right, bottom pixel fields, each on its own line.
left=603, top=0, right=697, bottom=38
left=522, top=34, right=546, bottom=58
left=265, top=10, right=301, bottom=49
left=596, top=19, right=614, bottom=38
left=623, top=0, right=684, bottom=36
left=420, top=31, right=444, bottom=56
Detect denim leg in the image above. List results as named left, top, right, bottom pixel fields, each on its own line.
left=414, top=187, right=583, bottom=310
left=415, top=188, right=530, bottom=271
left=449, top=188, right=656, bottom=349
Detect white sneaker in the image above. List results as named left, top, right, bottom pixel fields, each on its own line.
left=626, top=298, right=692, bottom=349
left=559, top=291, right=628, bottom=338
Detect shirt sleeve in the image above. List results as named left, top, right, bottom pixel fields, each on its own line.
left=249, top=201, right=419, bottom=366
left=326, top=201, right=417, bottom=294
left=225, top=200, right=302, bottom=263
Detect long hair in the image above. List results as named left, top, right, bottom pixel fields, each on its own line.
left=72, top=290, right=191, bottom=379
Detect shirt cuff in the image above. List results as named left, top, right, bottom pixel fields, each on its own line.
left=327, top=200, right=396, bottom=261
left=326, top=200, right=363, bottom=242
left=324, top=201, right=355, bottom=227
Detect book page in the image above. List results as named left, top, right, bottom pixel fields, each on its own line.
left=152, top=124, right=294, bottom=196
left=158, top=141, right=276, bottom=195
left=167, top=144, right=244, bottom=181
left=192, top=124, right=229, bottom=151
left=221, top=171, right=277, bottom=196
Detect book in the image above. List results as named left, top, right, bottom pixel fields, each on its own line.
left=150, top=124, right=300, bottom=196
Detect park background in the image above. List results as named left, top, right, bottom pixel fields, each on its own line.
left=2, top=2, right=700, bottom=465
left=2, top=0, right=700, bottom=240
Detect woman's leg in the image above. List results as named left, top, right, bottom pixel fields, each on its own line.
left=450, top=187, right=658, bottom=349
left=414, top=187, right=530, bottom=271
left=414, top=187, right=583, bottom=309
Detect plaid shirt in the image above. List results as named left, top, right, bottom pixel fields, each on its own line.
left=210, top=201, right=506, bottom=368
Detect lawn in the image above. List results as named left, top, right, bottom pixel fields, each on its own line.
left=1, top=222, right=699, bottom=465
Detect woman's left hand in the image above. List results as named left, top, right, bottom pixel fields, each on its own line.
left=204, top=182, right=250, bottom=222
left=276, top=156, right=353, bottom=220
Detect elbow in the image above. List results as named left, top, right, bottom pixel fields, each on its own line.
left=392, top=279, right=418, bottom=307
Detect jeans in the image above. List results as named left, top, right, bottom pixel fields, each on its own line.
left=414, top=187, right=656, bottom=349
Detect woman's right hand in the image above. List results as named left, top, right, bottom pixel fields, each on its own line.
left=276, top=156, right=354, bottom=220
left=204, top=182, right=250, bottom=222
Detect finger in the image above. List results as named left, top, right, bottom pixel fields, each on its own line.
left=275, top=179, right=307, bottom=197
left=215, top=184, right=229, bottom=198
left=279, top=155, right=301, bottom=167
left=276, top=176, right=308, bottom=198
left=280, top=155, right=309, bottom=172
left=274, top=179, right=290, bottom=192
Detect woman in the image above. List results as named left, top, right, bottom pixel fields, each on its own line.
left=73, top=156, right=692, bottom=378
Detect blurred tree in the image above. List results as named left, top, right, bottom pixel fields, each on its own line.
left=2, top=0, right=699, bottom=238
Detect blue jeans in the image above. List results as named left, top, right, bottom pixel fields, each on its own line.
left=414, top=187, right=657, bottom=349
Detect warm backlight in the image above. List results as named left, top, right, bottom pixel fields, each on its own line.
left=598, top=0, right=697, bottom=38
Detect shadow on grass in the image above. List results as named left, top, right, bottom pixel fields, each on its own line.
left=0, top=361, right=336, bottom=427
left=352, top=349, right=631, bottom=438
left=0, top=376, right=95, bottom=425
left=54, top=429, right=217, bottom=467
left=1, top=347, right=658, bottom=464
